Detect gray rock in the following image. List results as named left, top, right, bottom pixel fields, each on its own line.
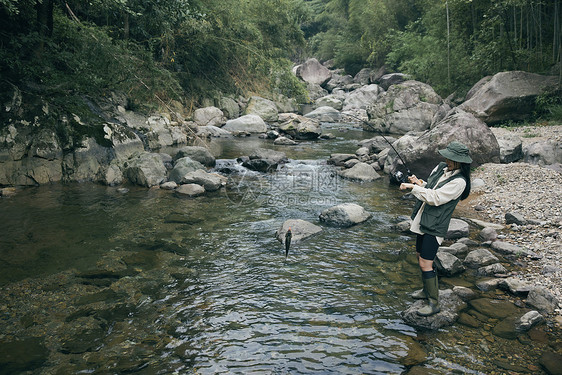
left=193, top=106, right=226, bottom=127
left=342, top=84, right=383, bottom=111
left=273, top=94, right=298, bottom=114
left=460, top=71, right=560, bottom=124
left=196, top=125, right=232, bottom=138
left=337, top=162, right=381, bottom=182
left=181, top=170, right=225, bottom=192
left=497, top=133, right=523, bottom=163
left=278, top=114, right=322, bottom=140
left=477, top=263, right=508, bottom=276
left=479, top=227, right=498, bottom=242
left=498, top=277, right=532, bottom=296
left=294, top=58, right=332, bottom=86
left=249, top=148, right=287, bottom=164
left=168, top=157, right=205, bottom=184
left=353, top=68, right=374, bottom=85
left=319, top=203, right=372, bottom=227
left=123, top=152, right=167, bottom=187
left=244, top=96, right=279, bottom=122
left=505, top=212, right=527, bottom=225
left=175, top=183, right=205, bottom=197
left=378, top=73, right=407, bottom=90
left=464, top=248, right=499, bottom=268
left=325, top=73, right=354, bottom=91
left=305, top=82, right=329, bottom=101
left=275, top=219, right=323, bottom=245
left=174, top=146, right=216, bottom=167
left=273, top=136, right=298, bottom=146
left=515, top=311, right=544, bottom=332
left=219, top=97, right=240, bottom=119
left=476, top=278, right=501, bottom=292
left=491, top=241, right=531, bottom=258
left=223, top=115, right=268, bottom=134
left=160, top=181, right=178, bottom=190
left=435, top=251, right=465, bottom=276
left=327, top=153, right=357, bottom=166
left=343, top=159, right=361, bottom=169
left=401, top=289, right=467, bottom=330
left=315, top=95, right=343, bottom=110
left=393, top=219, right=412, bottom=233
left=366, top=81, right=441, bottom=135
left=446, top=218, right=470, bottom=240
left=387, top=108, right=500, bottom=178
left=304, top=106, right=341, bottom=122
left=452, top=286, right=478, bottom=301
left=526, top=287, right=559, bottom=313
left=359, top=136, right=398, bottom=154
left=524, top=139, right=562, bottom=166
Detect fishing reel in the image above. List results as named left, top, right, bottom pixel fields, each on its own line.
left=390, top=170, right=410, bottom=185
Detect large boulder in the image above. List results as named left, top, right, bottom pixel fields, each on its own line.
left=378, top=73, right=407, bottom=90
left=293, top=58, right=332, bottom=86
left=460, top=71, right=560, bottom=124
left=174, top=146, right=216, bottom=167
left=342, top=84, right=383, bottom=111
left=384, top=108, right=500, bottom=178
left=304, top=106, right=341, bottom=122
left=145, top=115, right=187, bottom=149
left=219, top=97, right=240, bottom=119
left=325, top=73, right=354, bottom=92
left=319, top=203, right=372, bottom=227
left=223, top=115, right=268, bottom=134
left=278, top=114, right=322, bottom=140
left=192, top=106, right=226, bottom=127
left=168, top=157, right=205, bottom=184
left=123, top=152, right=167, bottom=187
left=524, top=139, right=562, bottom=166
left=242, top=148, right=288, bottom=172
left=366, top=81, right=442, bottom=135
left=243, top=96, right=279, bottom=123
left=337, top=162, right=381, bottom=182
left=315, top=95, right=344, bottom=110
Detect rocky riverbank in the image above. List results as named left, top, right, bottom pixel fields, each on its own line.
left=458, top=131, right=562, bottom=322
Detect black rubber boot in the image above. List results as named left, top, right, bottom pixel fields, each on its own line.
left=417, top=271, right=440, bottom=316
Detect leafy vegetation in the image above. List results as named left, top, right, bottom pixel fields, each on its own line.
left=1, top=0, right=560, bottom=115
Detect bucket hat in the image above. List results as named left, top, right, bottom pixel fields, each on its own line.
left=438, top=141, right=472, bottom=164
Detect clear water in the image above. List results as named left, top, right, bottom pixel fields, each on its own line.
left=0, top=124, right=554, bottom=374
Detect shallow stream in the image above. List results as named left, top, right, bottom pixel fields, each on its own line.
left=0, top=124, right=558, bottom=374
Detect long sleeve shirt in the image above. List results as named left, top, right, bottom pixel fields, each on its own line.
left=409, top=166, right=466, bottom=244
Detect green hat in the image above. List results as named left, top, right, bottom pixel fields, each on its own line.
left=438, top=141, right=472, bottom=164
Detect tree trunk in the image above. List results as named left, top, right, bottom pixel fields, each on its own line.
left=35, top=0, right=54, bottom=57
left=123, top=11, right=130, bottom=40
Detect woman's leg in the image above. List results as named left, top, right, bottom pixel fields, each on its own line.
left=417, top=234, right=441, bottom=316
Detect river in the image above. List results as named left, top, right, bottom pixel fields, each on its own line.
left=0, top=124, right=555, bottom=374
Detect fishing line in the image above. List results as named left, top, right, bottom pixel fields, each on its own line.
left=341, top=111, right=412, bottom=178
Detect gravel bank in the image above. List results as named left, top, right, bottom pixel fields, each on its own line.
left=457, top=125, right=562, bottom=324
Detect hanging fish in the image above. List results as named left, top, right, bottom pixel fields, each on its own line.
left=285, top=227, right=292, bottom=258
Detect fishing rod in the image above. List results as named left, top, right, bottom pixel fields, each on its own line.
left=342, top=112, right=412, bottom=182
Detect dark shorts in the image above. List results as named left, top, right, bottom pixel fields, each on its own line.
left=416, top=234, right=439, bottom=261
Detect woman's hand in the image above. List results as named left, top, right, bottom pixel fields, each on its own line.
left=408, top=175, right=423, bottom=185
left=400, top=183, right=415, bottom=190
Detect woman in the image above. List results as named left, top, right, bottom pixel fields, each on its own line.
left=399, top=141, right=472, bottom=316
